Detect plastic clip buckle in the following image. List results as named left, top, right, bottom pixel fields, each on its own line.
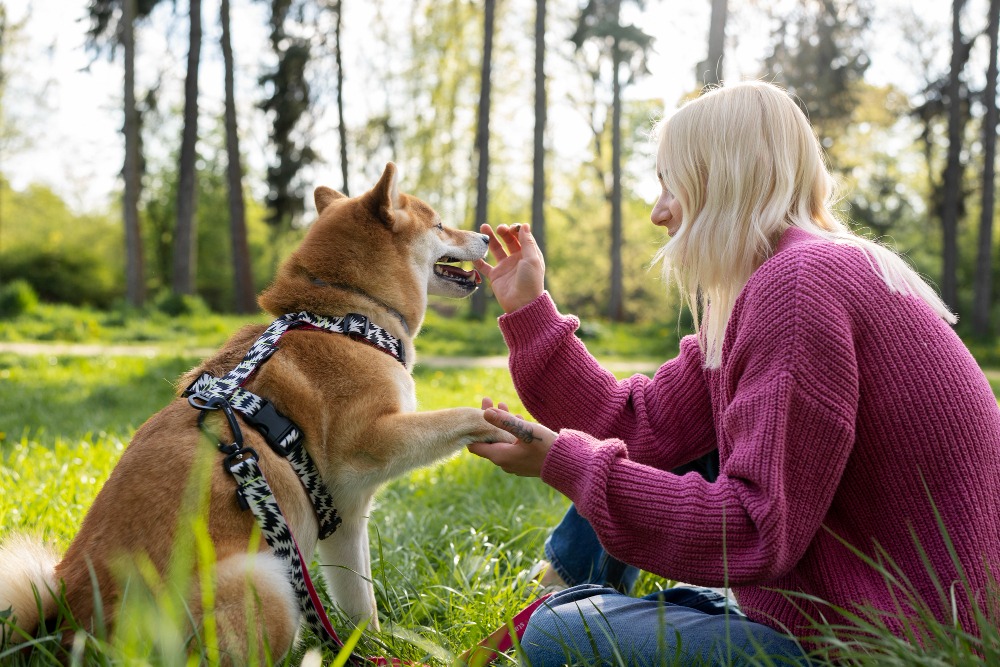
left=244, top=401, right=300, bottom=457
left=345, top=312, right=370, bottom=338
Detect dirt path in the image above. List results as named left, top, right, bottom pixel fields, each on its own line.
left=3, top=342, right=995, bottom=379
left=0, top=341, right=661, bottom=373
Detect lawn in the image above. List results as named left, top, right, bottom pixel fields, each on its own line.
left=0, top=350, right=575, bottom=664
left=1, top=307, right=999, bottom=665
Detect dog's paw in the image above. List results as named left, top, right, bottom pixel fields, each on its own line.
left=471, top=415, right=519, bottom=445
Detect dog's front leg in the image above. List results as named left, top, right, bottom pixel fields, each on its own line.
left=362, top=408, right=515, bottom=483
left=316, top=508, right=379, bottom=632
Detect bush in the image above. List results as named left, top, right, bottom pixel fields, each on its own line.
left=0, top=279, right=39, bottom=318
left=152, top=290, right=212, bottom=317
left=0, top=247, right=119, bottom=308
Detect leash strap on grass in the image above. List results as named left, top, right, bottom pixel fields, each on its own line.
left=227, top=457, right=352, bottom=650
left=459, top=593, right=554, bottom=667
left=228, top=454, right=432, bottom=667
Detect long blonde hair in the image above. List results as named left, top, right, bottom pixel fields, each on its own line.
left=652, top=81, right=955, bottom=369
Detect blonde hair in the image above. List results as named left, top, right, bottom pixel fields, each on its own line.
left=652, top=80, right=955, bottom=369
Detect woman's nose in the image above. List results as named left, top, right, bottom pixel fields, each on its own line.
left=651, top=196, right=670, bottom=224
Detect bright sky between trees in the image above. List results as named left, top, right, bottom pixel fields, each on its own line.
left=2, top=0, right=962, bottom=215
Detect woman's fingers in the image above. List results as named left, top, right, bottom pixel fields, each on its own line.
left=483, top=408, right=539, bottom=443
left=473, top=257, right=493, bottom=280
left=496, top=224, right=523, bottom=254
left=480, top=224, right=509, bottom=262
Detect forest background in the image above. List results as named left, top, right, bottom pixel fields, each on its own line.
left=0, top=0, right=998, bottom=349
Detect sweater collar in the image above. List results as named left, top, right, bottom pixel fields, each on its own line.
left=775, top=226, right=821, bottom=255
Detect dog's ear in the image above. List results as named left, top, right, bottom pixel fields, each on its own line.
left=314, top=186, right=346, bottom=214
left=365, top=162, right=403, bottom=229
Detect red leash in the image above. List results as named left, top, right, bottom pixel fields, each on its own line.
left=458, top=593, right=553, bottom=666
left=363, top=593, right=553, bottom=666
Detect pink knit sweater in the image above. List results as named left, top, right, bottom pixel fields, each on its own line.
left=498, top=227, right=1000, bottom=641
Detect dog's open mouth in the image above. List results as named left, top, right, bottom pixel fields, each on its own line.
left=434, top=256, right=482, bottom=287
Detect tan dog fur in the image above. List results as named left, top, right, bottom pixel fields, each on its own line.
left=0, top=163, right=514, bottom=662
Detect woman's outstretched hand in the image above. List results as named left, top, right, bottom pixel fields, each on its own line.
left=467, top=398, right=556, bottom=477
left=473, top=223, right=545, bottom=314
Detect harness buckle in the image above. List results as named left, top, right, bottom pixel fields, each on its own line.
left=345, top=312, right=370, bottom=338
left=244, top=401, right=301, bottom=457
left=223, top=447, right=259, bottom=511
left=223, top=446, right=259, bottom=472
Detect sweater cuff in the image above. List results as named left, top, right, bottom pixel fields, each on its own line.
left=541, top=429, right=625, bottom=506
left=498, top=292, right=579, bottom=349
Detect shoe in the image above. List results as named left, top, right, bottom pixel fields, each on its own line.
left=519, top=560, right=567, bottom=600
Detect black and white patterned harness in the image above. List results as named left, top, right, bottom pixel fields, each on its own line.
left=184, top=310, right=406, bottom=657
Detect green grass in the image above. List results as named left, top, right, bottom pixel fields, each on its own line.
left=2, top=319, right=999, bottom=664
left=0, top=302, right=264, bottom=348
left=0, top=351, right=577, bottom=665
left=0, top=301, right=686, bottom=361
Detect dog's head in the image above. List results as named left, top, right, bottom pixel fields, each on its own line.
left=258, top=163, right=489, bottom=331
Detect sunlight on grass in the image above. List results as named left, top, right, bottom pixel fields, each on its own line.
left=1, top=350, right=998, bottom=665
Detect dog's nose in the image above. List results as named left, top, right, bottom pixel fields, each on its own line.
left=479, top=233, right=490, bottom=245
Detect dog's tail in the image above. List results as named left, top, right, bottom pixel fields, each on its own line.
left=0, top=534, right=60, bottom=644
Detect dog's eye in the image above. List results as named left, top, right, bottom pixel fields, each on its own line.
left=435, top=223, right=444, bottom=230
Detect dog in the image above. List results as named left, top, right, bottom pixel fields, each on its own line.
left=0, top=163, right=515, bottom=662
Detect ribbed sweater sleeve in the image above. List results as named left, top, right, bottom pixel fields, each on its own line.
left=498, top=293, right=717, bottom=470
left=510, top=258, right=861, bottom=586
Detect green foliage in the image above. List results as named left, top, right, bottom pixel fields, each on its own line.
left=0, top=300, right=682, bottom=360
left=152, top=289, right=211, bottom=317
left=540, top=97, right=674, bottom=323
left=395, top=0, right=482, bottom=226
left=0, top=302, right=264, bottom=347
left=762, top=0, right=873, bottom=146
left=139, top=123, right=291, bottom=312
left=0, top=279, right=38, bottom=319
left=570, top=0, right=655, bottom=77
left=259, top=0, right=318, bottom=231
left=0, top=179, right=122, bottom=307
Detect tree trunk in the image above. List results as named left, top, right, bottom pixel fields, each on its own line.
left=334, top=0, right=349, bottom=196
left=221, top=0, right=255, bottom=313
left=699, top=0, right=728, bottom=87
left=973, top=0, right=999, bottom=336
left=608, top=6, right=624, bottom=322
left=122, top=0, right=145, bottom=307
left=532, top=0, right=546, bottom=260
left=470, top=0, right=495, bottom=319
left=940, top=0, right=967, bottom=313
left=173, top=0, right=202, bottom=296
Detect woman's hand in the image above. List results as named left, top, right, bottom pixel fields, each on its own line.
left=473, top=223, right=545, bottom=314
left=467, top=398, right=556, bottom=477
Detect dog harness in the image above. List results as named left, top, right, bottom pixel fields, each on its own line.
left=185, top=310, right=545, bottom=665
left=185, top=311, right=406, bottom=663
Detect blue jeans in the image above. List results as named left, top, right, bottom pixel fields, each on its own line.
left=524, top=451, right=809, bottom=666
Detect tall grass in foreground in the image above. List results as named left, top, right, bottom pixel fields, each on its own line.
left=2, top=353, right=999, bottom=664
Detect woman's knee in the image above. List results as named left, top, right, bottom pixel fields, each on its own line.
left=519, top=585, right=649, bottom=666
left=519, top=586, right=611, bottom=666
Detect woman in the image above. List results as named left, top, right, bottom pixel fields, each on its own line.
left=467, top=81, right=1000, bottom=665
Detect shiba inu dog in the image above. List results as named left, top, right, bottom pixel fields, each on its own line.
left=0, top=163, right=515, bottom=662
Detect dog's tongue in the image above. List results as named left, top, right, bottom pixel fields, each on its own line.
left=439, top=264, right=480, bottom=282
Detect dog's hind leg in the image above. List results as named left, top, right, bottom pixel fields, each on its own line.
left=208, top=552, right=299, bottom=666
